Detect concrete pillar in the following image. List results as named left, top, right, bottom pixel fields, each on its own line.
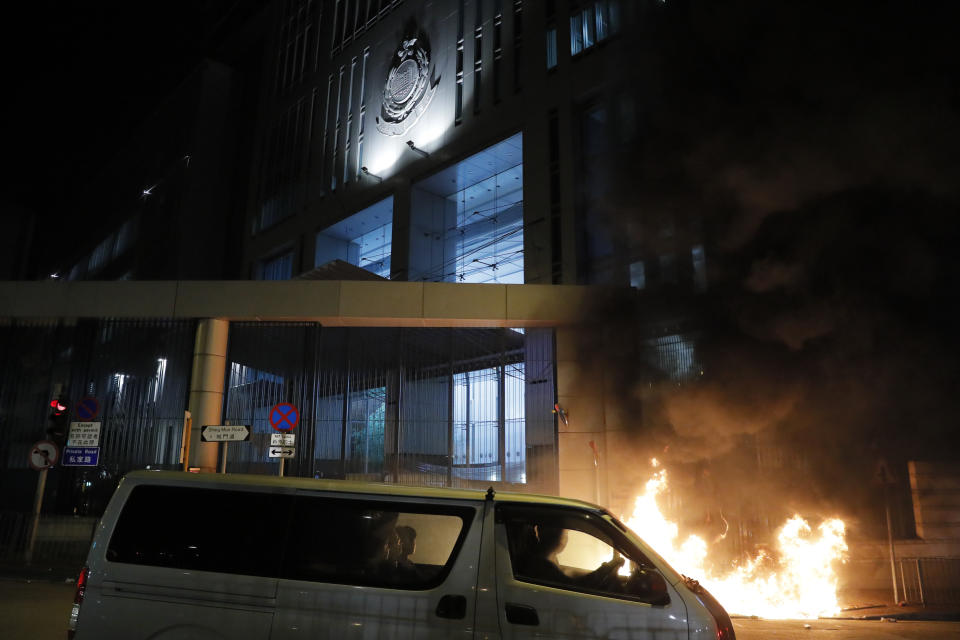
left=555, top=327, right=609, bottom=506
left=188, top=318, right=229, bottom=472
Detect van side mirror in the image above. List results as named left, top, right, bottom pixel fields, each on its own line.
left=625, top=567, right=670, bottom=606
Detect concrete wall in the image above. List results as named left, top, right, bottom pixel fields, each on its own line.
left=0, top=280, right=594, bottom=327
left=910, top=461, right=960, bottom=540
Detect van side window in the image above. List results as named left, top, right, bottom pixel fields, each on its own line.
left=282, top=496, right=474, bottom=590
left=497, top=504, right=670, bottom=606
left=106, top=486, right=292, bottom=577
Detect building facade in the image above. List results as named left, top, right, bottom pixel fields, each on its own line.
left=1, top=0, right=721, bottom=564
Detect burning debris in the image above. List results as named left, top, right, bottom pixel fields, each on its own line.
left=622, top=460, right=848, bottom=619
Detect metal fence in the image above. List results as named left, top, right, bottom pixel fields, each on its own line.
left=0, top=511, right=96, bottom=564
left=897, top=557, right=960, bottom=606
left=0, top=318, right=195, bottom=565
left=222, top=325, right=557, bottom=493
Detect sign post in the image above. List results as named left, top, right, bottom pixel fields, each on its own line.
left=200, top=423, right=251, bottom=474
left=876, top=459, right=899, bottom=604
left=269, top=403, right=299, bottom=477
left=26, top=440, right=58, bottom=564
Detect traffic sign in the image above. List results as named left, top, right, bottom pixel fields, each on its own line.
left=268, top=446, right=295, bottom=458
left=29, top=440, right=59, bottom=470
left=270, top=433, right=295, bottom=446
left=63, top=447, right=100, bottom=466
left=201, top=425, right=251, bottom=442
left=269, top=403, right=299, bottom=432
left=76, top=397, right=100, bottom=421
left=68, top=422, right=101, bottom=447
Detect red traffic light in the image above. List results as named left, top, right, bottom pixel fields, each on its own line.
left=50, top=398, right=67, bottom=414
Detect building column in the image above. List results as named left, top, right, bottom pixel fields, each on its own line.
left=188, top=318, right=229, bottom=471
left=555, top=327, right=608, bottom=506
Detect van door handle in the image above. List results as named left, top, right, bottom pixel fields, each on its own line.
left=436, top=594, right=467, bottom=619
left=505, top=602, right=539, bottom=626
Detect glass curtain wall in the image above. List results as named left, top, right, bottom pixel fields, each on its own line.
left=315, top=196, right=393, bottom=278
left=409, top=133, right=523, bottom=283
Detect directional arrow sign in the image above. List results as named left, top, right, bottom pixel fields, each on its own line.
left=268, top=446, right=295, bottom=458
left=201, top=425, right=251, bottom=442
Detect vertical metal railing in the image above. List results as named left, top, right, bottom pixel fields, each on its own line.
left=221, top=325, right=558, bottom=492
left=896, top=557, right=960, bottom=606
left=0, top=318, right=194, bottom=564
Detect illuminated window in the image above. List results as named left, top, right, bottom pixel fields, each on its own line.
left=570, top=12, right=584, bottom=55
left=315, top=196, right=393, bottom=278
left=692, top=245, right=707, bottom=291
left=644, top=334, right=699, bottom=383
left=546, top=26, right=557, bottom=68
left=453, top=363, right=525, bottom=482
left=630, top=261, right=646, bottom=290
left=570, top=1, right=618, bottom=56
left=410, top=134, right=524, bottom=284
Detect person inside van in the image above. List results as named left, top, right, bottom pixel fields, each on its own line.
left=518, top=525, right=625, bottom=589
left=395, top=525, right=417, bottom=569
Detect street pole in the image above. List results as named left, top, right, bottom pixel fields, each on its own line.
left=884, top=482, right=899, bottom=604
left=181, top=411, right=192, bottom=472
left=219, top=420, right=230, bottom=474
left=279, top=457, right=285, bottom=478
left=25, top=468, right=48, bottom=565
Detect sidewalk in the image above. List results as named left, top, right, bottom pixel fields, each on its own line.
left=831, top=589, right=960, bottom=622
left=0, top=560, right=80, bottom=584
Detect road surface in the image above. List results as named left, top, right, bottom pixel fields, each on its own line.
left=734, top=616, right=960, bottom=639
left=2, top=577, right=958, bottom=640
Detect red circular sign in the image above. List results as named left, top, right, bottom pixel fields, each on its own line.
left=76, top=397, right=100, bottom=421
left=269, top=403, right=299, bottom=432
left=30, top=440, right=59, bottom=470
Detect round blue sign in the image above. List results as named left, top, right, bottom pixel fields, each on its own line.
left=76, top=397, right=100, bottom=421
left=269, top=403, right=299, bottom=432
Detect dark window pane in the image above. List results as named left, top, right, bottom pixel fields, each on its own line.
left=283, top=497, right=474, bottom=590
left=107, top=486, right=293, bottom=577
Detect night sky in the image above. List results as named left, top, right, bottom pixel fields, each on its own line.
left=2, top=1, right=233, bottom=272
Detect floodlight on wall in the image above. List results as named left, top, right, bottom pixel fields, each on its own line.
left=361, top=166, right=382, bottom=183
left=406, top=140, right=429, bottom=158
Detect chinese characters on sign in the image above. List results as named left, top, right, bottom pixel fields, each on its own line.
left=63, top=447, right=100, bottom=466
left=67, top=422, right=102, bottom=447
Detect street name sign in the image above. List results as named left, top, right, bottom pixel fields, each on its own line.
left=270, top=433, right=296, bottom=446
left=29, top=440, right=58, bottom=470
left=268, top=446, right=295, bottom=458
left=201, top=425, right=251, bottom=442
left=63, top=447, right=100, bottom=466
left=68, top=422, right=102, bottom=447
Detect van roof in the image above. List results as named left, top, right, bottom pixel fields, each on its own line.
left=122, top=470, right=603, bottom=511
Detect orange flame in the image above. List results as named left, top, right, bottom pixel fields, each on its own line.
left=622, top=460, right=847, bottom=619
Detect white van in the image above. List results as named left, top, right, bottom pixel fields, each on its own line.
left=68, top=470, right=735, bottom=639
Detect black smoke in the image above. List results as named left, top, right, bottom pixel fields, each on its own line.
left=581, top=0, right=960, bottom=537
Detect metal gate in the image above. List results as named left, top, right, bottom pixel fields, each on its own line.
left=221, top=324, right=557, bottom=492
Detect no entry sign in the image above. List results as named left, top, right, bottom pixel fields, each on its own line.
left=269, top=403, right=299, bottom=432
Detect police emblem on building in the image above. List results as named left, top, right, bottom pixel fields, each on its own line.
left=376, top=33, right=438, bottom=136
